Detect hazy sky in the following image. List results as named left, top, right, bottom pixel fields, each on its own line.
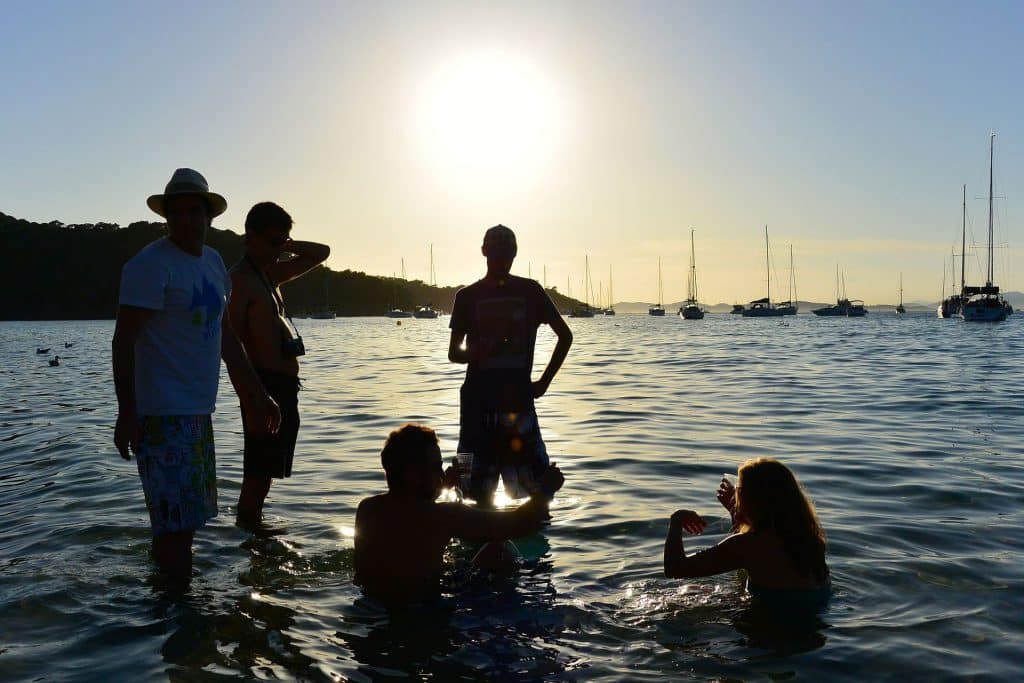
left=3, top=1, right=1022, bottom=304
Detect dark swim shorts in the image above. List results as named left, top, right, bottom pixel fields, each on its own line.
left=242, top=368, right=300, bottom=479
left=457, top=409, right=549, bottom=501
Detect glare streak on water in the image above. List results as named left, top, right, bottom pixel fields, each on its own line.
left=2, top=315, right=1023, bottom=681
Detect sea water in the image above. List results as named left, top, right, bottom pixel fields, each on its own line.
left=1, top=314, right=1022, bottom=681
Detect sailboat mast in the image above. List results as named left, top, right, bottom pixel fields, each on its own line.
left=987, top=132, right=995, bottom=286
left=764, top=225, right=770, bottom=302
left=585, top=255, right=591, bottom=306
left=658, top=257, right=663, bottom=306
left=961, top=184, right=966, bottom=294
left=609, top=266, right=613, bottom=307
left=789, top=244, right=794, bottom=303
left=689, top=229, right=697, bottom=302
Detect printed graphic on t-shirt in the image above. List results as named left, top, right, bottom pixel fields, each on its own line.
left=477, top=296, right=530, bottom=369
left=190, top=276, right=224, bottom=340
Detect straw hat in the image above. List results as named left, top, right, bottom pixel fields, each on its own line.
left=147, top=168, right=227, bottom=218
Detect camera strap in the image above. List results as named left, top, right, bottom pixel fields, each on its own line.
left=245, top=254, right=301, bottom=340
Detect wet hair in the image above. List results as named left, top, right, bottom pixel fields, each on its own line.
left=380, top=424, right=440, bottom=490
left=734, top=458, right=828, bottom=582
left=245, top=201, right=293, bottom=236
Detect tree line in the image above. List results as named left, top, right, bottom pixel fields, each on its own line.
left=0, top=212, right=583, bottom=320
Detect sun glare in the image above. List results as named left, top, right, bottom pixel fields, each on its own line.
left=415, top=50, right=564, bottom=187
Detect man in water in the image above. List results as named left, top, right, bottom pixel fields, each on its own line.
left=448, top=225, right=573, bottom=507
left=228, top=202, right=331, bottom=525
left=112, top=168, right=280, bottom=579
left=354, top=423, right=563, bottom=604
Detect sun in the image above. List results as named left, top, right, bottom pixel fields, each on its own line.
left=414, top=49, right=565, bottom=187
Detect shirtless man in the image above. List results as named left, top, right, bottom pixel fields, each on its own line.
left=354, top=423, right=563, bottom=605
left=228, top=202, right=331, bottom=525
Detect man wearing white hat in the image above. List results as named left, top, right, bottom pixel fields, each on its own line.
left=112, top=168, right=281, bottom=579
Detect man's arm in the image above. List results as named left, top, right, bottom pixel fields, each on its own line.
left=440, top=465, right=565, bottom=540
left=111, top=305, right=155, bottom=459
left=448, top=329, right=470, bottom=364
left=267, top=240, right=331, bottom=286
left=532, top=313, right=573, bottom=399
left=221, top=310, right=281, bottom=435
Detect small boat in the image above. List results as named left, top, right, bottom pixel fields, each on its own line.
left=678, top=229, right=705, bottom=320
left=741, top=226, right=786, bottom=317
left=49, top=356, right=61, bottom=367
left=813, top=268, right=867, bottom=317
left=939, top=187, right=967, bottom=318
left=387, top=308, right=413, bottom=318
left=648, top=258, right=666, bottom=316
left=310, top=266, right=335, bottom=319
left=896, top=273, right=906, bottom=314
left=730, top=304, right=744, bottom=314
left=604, top=267, right=616, bottom=315
left=813, top=298, right=867, bottom=317
left=961, top=134, right=1012, bottom=322
left=413, top=305, right=439, bottom=319
left=36, top=348, right=50, bottom=354
left=775, top=245, right=798, bottom=315
left=569, top=304, right=595, bottom=318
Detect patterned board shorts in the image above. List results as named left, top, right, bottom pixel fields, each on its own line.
left=136, top=415, right=217, bottom=536
left=457, top=410, right=549, bottom=501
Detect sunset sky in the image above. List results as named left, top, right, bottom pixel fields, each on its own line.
left=3, top=1, right=1023, bottom=304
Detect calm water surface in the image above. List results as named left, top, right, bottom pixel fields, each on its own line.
left=2, top=314, right=1022, bottom=681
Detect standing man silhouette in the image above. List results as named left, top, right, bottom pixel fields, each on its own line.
left=229, top=202, right=330, bottom=525
left=448, top=225, right=573, bottom=507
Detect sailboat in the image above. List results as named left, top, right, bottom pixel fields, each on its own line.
left=741, top=226, right=786, bottom=317
left=309, top=266, right=336, bottom=319
left=648, top=258, right=666, bottom=316
left=569, top=255, right=595, bottom=317
left=413, top=244, right=440, bottom=318
left=604, top=266, right=616, bottom=315
left=679, top=229, right=705, bottom=319
left=388, top=259, right=413, bottom=317
left=939, top=190, right=966, bottom=318
left=813, top=267, right=866, bottom=317
left=961, top=133, right=1012, bottom=322
left=776, top=245, right=798, bottom=315
left=896, top=273, right=906, bottom=314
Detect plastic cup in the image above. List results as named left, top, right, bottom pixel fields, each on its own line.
left=454, top=452, right=474, bottom=491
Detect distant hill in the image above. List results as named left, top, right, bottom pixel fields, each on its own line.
left=0, top=212, right=585, bottom=320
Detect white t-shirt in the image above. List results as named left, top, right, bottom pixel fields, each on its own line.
left=118, top=237, right=231, bottom=415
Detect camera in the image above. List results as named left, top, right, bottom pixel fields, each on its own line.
left=282, top=335, right=306, bottom=358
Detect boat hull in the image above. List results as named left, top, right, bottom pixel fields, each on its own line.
left=961, top=297, right=1011, bottom=322
left=679, top=305, right=704, bottom=319
left=648, top=307, right=665, bottom=316
left=741, top=307, right=785, bottom=317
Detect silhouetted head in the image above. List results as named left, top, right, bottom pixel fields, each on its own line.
left=245, top=202, right=293, bottom=267
left=380, top=424, right=444, bottom=500
left=734, top=458, right=828, bottom=582
left=147, top=168, right=225, bottom=256
left=481, top=224, right=517, bottom=277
